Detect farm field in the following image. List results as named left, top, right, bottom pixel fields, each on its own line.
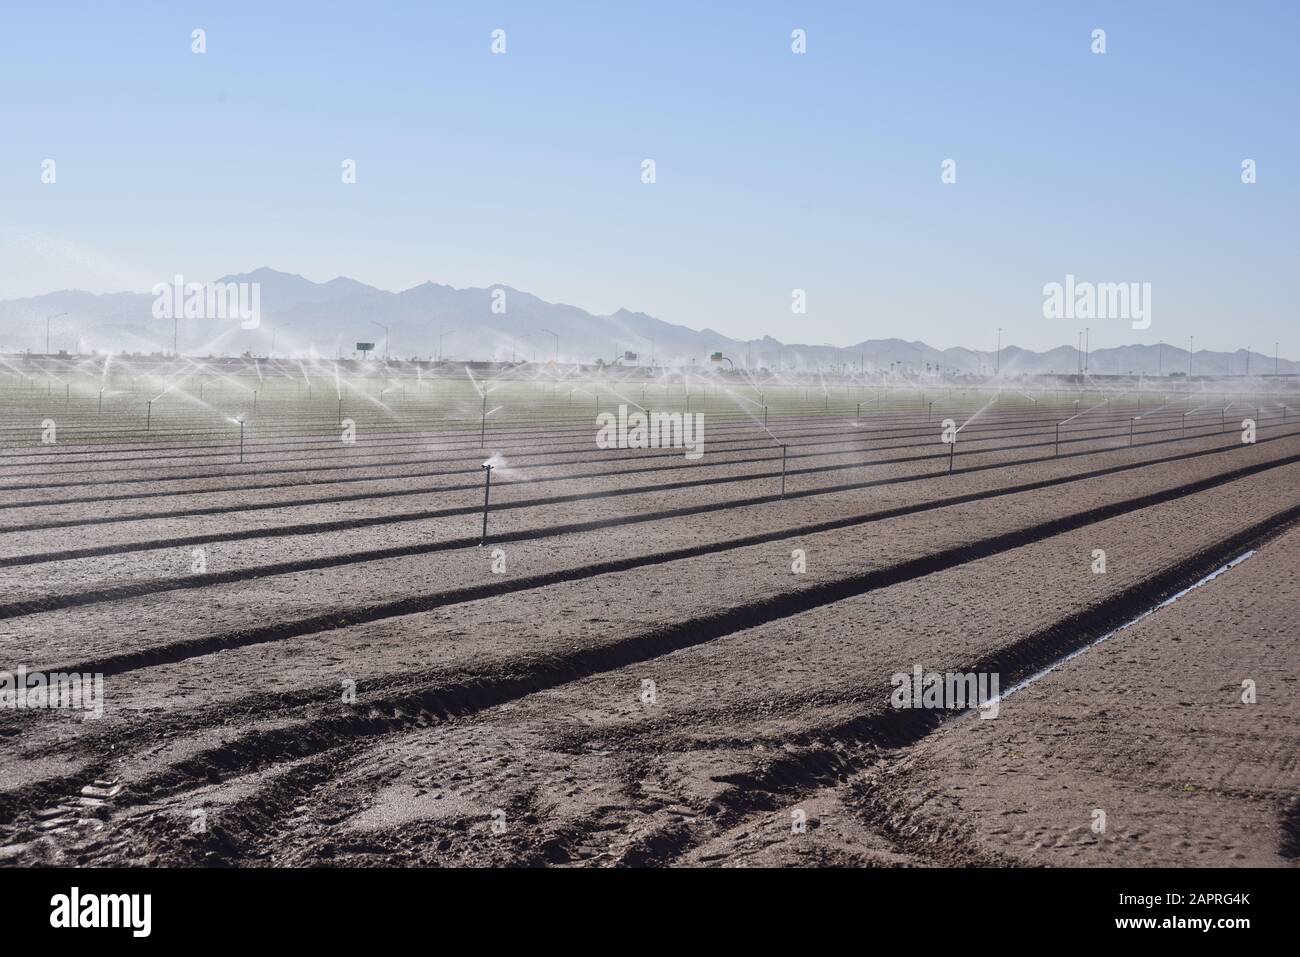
left=1, top=371, right=1297, bottom=867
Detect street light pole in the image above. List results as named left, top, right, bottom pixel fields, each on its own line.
left=540, top=328, right=559, bottom=364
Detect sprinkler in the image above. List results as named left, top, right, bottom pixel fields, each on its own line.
left=948, top=437, right=955, bottom=473
left=338, top=398, right=343, bottom=427
left=856, top=402, right=861, bottom=420
left=146, top=399, right=152, bottom=431
left=480, top=393, right=488, bottom=448
left=1129, top=417, right=1136, bottom=446
left=928, top=401, right=933, bottom=421
left=479, top=463, right=494, bottom=544
left=1055, top=421, right=1060, bottom=457
left=764, top=405, right=768, bottom=429
left=98, top=390, right=103, bottom=414
left=253, top=390, right=258, bottom=414
left=238, top=416, right=246, bottom=463
left=779, top=444, right=787, bottom=499
left=1181, top=411, right=1187, bottom=436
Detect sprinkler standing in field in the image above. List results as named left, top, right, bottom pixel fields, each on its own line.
left=779, top=444, right=787, bottom=499
left=479, top=462, right=494, bottom=544
left=146, top=399, right=152, bottom=431
left=237, top=415, right=246, bottom=464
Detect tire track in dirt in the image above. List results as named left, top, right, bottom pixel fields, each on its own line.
left=50, top=494, right=1300, bottom=867
left=12, top=474, right=1296, bottom=842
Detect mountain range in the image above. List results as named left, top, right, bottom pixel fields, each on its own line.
left=1, top=268, right=1293, bottom=377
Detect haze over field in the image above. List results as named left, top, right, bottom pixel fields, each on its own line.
left=2, top=268, right=1294, bottom=376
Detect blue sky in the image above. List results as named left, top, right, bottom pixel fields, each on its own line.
left=1, top=1, right=1296, bottom=353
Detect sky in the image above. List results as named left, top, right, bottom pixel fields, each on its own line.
left=1, top=1, right=1296, bottom=354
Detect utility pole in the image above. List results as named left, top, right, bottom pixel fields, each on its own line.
left=540, top=327, right=559, bottom=364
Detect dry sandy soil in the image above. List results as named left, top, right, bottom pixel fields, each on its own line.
left=1, top=386, right=1297, bottom=867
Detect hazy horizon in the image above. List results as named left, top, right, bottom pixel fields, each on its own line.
left=3, top=1, right=1296, bottom=356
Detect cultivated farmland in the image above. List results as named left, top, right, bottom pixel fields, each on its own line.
left=1, top=362, right=1297, bottom=867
